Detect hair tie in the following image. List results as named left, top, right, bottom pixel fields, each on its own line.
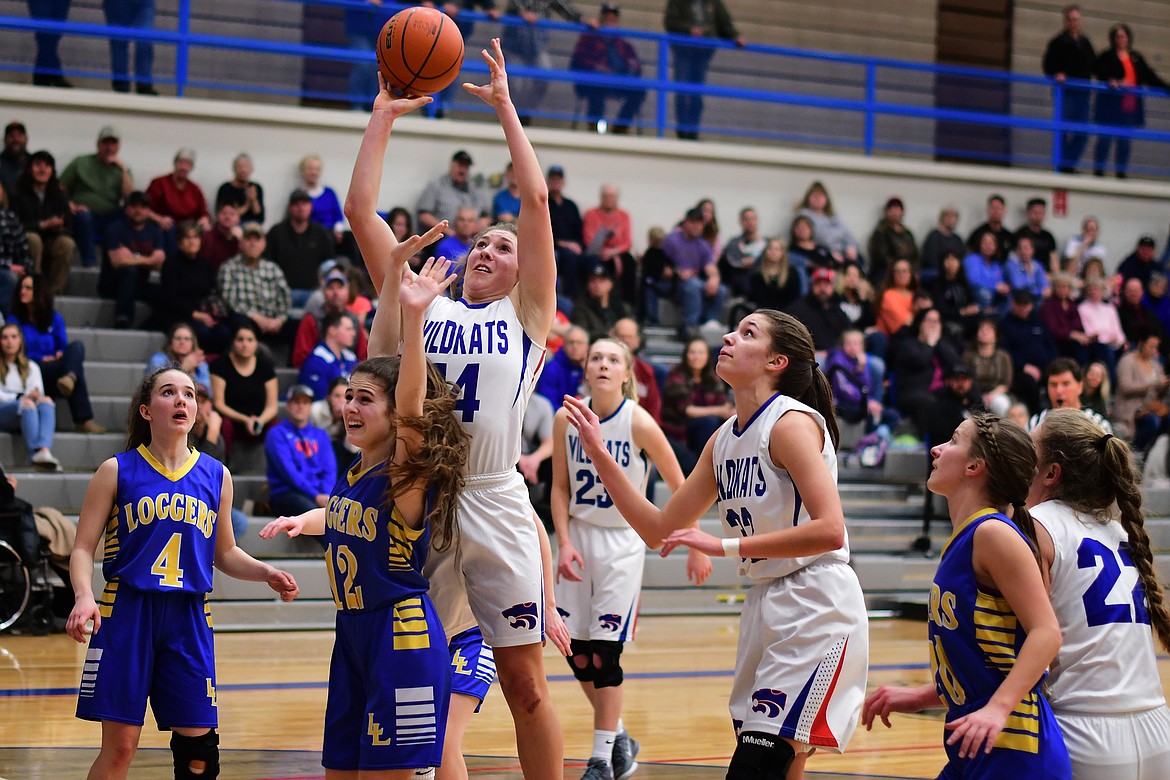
left=1096, top=433, right=1114, bottom=451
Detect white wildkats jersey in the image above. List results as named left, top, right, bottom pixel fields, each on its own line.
left=713, top=393, right=849, bottom=580
left=565, top=397, right=648, bottom=529
left=1031, top=500, right=1167, bottom=713
left=424, top=296, right=546, bottom=476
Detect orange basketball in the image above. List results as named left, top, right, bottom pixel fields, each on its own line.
left=376, top=6, right=465, bottom=97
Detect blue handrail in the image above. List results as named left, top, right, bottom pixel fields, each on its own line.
left=2, top=0, right=1168, bottom=175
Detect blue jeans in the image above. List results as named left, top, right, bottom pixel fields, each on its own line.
left=676, top=275, right=728, bottom=327
left=27, top=0, right=71, bottom=75
left=73, top=209, right=116, bottom=268
left=38, top=340, right=93, bottom=423
left=670, top=44, right=715, bottom=135
left=348, top=35, right=379, bottom=111
left=0, top=399, right=56, bottom=456
left=102, top=0, right=154, bottom=87
left=1057, top=87, right=1091, bottom=171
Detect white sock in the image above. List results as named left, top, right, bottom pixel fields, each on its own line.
left=592, top=729, right=617, bottom=761
left=616, top=718, right=625, bottom=736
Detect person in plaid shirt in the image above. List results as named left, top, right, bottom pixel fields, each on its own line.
left=217, top=223, right=295, bottom=346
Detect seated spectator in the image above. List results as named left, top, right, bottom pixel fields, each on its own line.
left=1027, top=357, right=1113, bottom=433
left=640, top=226, right=673, bottom=324
left=61, top=125, right=133, bottom=268
left=265, top=189, right=334, bottom=306
left=796, top=180, right=859, bottom=265
left=920, top=362, right=983, bottom=446
left=662, top=206, right=727, bottom=337
left=10, top=150, right=73, bottom=294
left=0, top=322, right=58, bottom=468
left=547, top=165, right=586, bottom=298
left=582, top=184, right=637, bottom=304
left=434, top=206, right=479, bottom=266
left=965, top=193, right=1013, bottom=258
left=1111, top=332, right=1167, bottom=448
left=928, top=251, right=980, bottom=339
left=415, top=149, right=488, bottom=236
left=7, top=274, right=104, bottom=432
left=1060, top=216, right=1106, bottom=274
left=824, top=328, right=896, bottom=434
left=866, top=196, right=917, bottom=284
left=264, top=384, right=336, bottom=517
left=1039, top=274, right=1090, bottom=359
left=573, top=262, right=631, bottom=342
left=189, top=381, right=248, bottom=537
left=146, top=148, right=211, bottom=234
left=1013, top=197, right=1058, bottom=271
left=199, top=201, right=242, bottom=270
left=890, top=307, right=959, bottom=422
left=309, top=376, right=356, bottom=482
left=535, top=325, right=588, bottom=407
left=919, top=206, right=964, bottom=279
left=1077, top=277, right=1127, bottom=376
left=0, top=121, right=27, bottom=194
left=385, top=207, right=413, bottom=243
left=1005, top=235, right=1050, bottom=300
left=1117, top=235, right=1164, bottom=287
left=963, top=229, right=1009, bottom=316
left=695, top=198, right=721, bottom=257
left=1145, top=273, right=1170, bottom=336
left=569, top=3, right=646, bottom=133
left=787, top=214, right=835, bottom=275
left=784, top=266, right=851, bottom=355
left=209, top=325, right=278, bottom=457
left=299, top=154, right=345, bottom=246
left=875, top=259, right=917, bottom=337
left=157, top=222, right=230, bottom=351
left=718, top=207, right=765, bottom=297
left=146, top=323, right=211, bottom=393
left=733, top=238, right=802, bottom=324
left=1078, top=256, right=1108, bottom=295
left=1081, top=360, right=1111, bottom=419
left=1118, top=276, right=1167, bottom=348
left=491, top=163, right=521, bottom=223
left=660, top=337, right=732, bottom=474
left=100, top=190, right=165, bottom=329
left=520, top=391, right=555, bottom=531
left=298, top=311, right=358, bottom=400
left=218, top=223, right=295, bottom=346
left=835, top=262, right=877, bottom=335
left=215, top=153, right=265, bottom=225
left=1000, top=289, right=1057, bottom=413
left=609, top=317, right=661, bottom=421
left=962, top=318, right=1013, bottom=417
left=0, top=182, right=28, bottom=316
left=293, top=267, right=369, bottom=368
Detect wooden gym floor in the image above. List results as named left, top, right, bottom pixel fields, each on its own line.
left=2, top=616, right=1168, bottom=779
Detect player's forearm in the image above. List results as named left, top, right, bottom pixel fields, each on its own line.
left=736, top=514, right=845, bottom=560
left=344, top=112, right=396, bottom=225
left=588, top=446, right=669, bottom=547
left=988, top=625, right=1061, bottom=714
left=368, top=263, right=405, bottom=358
left=216, top=545, right=278, bottom=583
left=550, top=484, right=572, bottom=546
left=69, top=548, right=96, bottom=602
left=497, top=100, right=547, bottom=206
left=533, top=515, right=557, bottom=605
left=396, top=308, right=427, bottom=418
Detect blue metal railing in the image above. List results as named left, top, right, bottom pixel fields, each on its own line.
left=1, top=0, right=1168, bottom=175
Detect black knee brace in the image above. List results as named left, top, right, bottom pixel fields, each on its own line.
left=591, top=639, right=624, bottom=688
left=725, top=731, right=795, bottom=780
left=171, top=729, right=219, bottom=780
left=567, top=638, right=594, bottom=683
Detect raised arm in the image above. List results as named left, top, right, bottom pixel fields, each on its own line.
left=464, top=39, right=557, bottom=341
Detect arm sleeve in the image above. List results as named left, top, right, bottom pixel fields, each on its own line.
left=264, top=427, right=307, bottom=492
left=26, top=361, right=45, bottom=396
left=51, top=312, right=68, bottom=354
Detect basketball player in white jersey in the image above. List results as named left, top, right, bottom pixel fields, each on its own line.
left=553, top=337, right=709, bottom=780
left=1027, top=409, right=1170, bottom=779
left=563, top=310, right=869, bottom=780
left=346, top=39, right=566, bottom=779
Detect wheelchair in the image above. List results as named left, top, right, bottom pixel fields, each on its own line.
left=0, top=509, right=58, bottom=634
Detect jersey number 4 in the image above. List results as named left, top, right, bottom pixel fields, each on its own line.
left=434, top=362, right=481, bottom=423
left=1078, top=538, right=1151, bottom=626
left=151, top=533, right=185, bottom=588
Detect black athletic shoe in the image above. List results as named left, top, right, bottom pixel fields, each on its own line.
left=581, top=758, right=614, bottom=780
left=612, top=732, right=640, bottom=779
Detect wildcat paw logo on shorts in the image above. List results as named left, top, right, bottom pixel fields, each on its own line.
left=598, top=613, right=623, bottom=631
left=751, top=689, right=788, bottom=717
left=501, top=602, right=539, bottom=630
left=556, top=606, right=570, bottom=618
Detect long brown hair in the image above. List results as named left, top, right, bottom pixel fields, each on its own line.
left=755, top=309, right=840, bottom=449
left=351, top=357, right=469, bottom=553
left=10, top=275, right=54, bottom=332
left=0, top=323, right=31, bottom=384
left=968, top=413, right=1042, bottom=571
left=126, top=367, right=195, bottom=451
left=1033, top=409, right=1170, bottom=652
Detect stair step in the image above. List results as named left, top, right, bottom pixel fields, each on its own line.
left=209, top=599, right=337, bottom=632
left=74, top=328, right=163, bottom=362
left=63, top=267, right=101, bottom=298
left=55, top=296, right=150, bottom=329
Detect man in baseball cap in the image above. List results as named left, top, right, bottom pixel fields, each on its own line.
left=265, top=383, right=336, bottom=518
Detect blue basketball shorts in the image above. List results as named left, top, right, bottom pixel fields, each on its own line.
left=75, top=585, right=218, bottom=730
left=323, top=596, right=452, bottom=771
left=449, top=626, right=496, bottom=710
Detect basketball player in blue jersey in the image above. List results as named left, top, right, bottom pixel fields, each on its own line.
left=563, top=310, right=870, bottom=780
left=260, top=257, right=471, bottom=778
left=347, top=38, right=566, bottom=779
left=553, top=337, right=710, bottom=780
left=65, top=367, right=300, bottom=780
left=1026, top=409, right=1170, bottom=779
left=863, top=413, right=1071, bottom=779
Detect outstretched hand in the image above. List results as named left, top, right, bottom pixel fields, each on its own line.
left=258, top=515, right=305, bottom=539
left=561, top=395, right=605, bottom=461
left=391, top=220, right=448, bottom=270
left=462, top=38, right=511, bottom=109
left=660, top=527, right=723, bottom=557
left=373, top=73, right=434, bottom=116
left=400, top=256, right=457, bottom=314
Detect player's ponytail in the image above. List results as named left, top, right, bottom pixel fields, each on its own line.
left=1033, top=409, right=1170, bottom=652
left=969, top=413, right=1043, bottom=572
left=757, top=309, right=840, bottom=449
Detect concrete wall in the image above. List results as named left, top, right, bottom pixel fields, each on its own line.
left=4, top=83, right=1168, bottom=270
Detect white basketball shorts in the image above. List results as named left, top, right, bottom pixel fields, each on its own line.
left=554, top=520, right=644, bottom=642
